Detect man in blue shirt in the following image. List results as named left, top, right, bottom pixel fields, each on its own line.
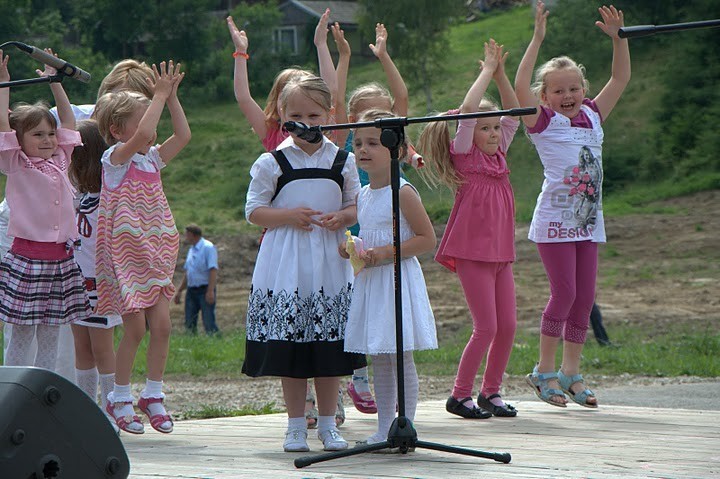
left=173, top=225, right=220, bottom=335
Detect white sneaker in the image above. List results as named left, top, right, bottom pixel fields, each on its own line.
left=284, top=428, right=309, bottom=452
left=318, top=427, right=348, bottom=451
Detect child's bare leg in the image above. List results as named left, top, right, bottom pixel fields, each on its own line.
left=145, top=296, right=171, bottom=381
left=72, top=324, right=98, bottom=400
left=108, top=312, right=145, bottom=433
left=561, top=340, right=597, bottom=405
left=538, top=333, right=566, bottom=404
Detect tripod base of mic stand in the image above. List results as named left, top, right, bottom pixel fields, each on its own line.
left=294, top=416, right=511, bottom=468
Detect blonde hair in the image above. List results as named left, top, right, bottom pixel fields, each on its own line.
left=264, top=67, right=313, bottom=128
left=348, top=82, right=393, bottom=118
left=97, top=59, right=154, bottom=100
left=9, top=101, right=56, bottom=137
left=355, top=108, right=408, bottom=159
left=417, top=98, right=499, bottom=191
left=69, top=120, right=107, bottom=194
left=94, top=91, right=151, bottom=145
left=530, top=56, right=590, bottom=100
left=279, top=75, right=332, bottom=114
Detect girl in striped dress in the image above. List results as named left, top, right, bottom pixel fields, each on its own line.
left=0, top=49, right=91, bottom=371
left=94, top=61, right=190, bottom=434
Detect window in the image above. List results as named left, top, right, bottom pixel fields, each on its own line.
left=273, top=26, right=298, bottom=54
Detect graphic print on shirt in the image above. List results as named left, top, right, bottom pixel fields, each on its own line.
left=76, top=194, right=100, bottom=239
left=562, top=146, right=603, bottom=230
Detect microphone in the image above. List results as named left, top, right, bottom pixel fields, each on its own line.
left=13, top=42, right=91, bottom=83
left=283, top=121, right=323, bottom=144
left=619, top=19, right=720, bottom=39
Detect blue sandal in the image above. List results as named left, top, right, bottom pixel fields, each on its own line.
left=557, top=370, right=598, bottom=408
left=525, top=365, right=567, bottom=408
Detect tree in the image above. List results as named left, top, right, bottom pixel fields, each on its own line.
left=357, top=0, right=464, bottom=112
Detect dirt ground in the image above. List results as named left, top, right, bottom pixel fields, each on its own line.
left=165, top=190, right=720, bottom=417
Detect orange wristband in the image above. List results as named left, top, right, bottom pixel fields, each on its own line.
left=232, top=51, right=249, bottom=60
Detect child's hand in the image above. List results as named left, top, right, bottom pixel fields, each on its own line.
left=314, top=8, right=331, bottom=46
left=35, top=48, right=58, bottom=77
left=533, top=1, right=549, bottom=41
left=360, top=245, right=392, bottom=266
left=226, top=16, right=249, bottom=53
left=331, top=22, right=350, bottom=57
left=0, top=50, right=9, bottom=83
left=595, top=5, right=625, bottom=40
left=318, top=211, right=344, bottom=231
left=169, top=62, right=185, bottom=98
left=150, top=61, right=176, bottom=99
left=369, top=23, right=388, bottom=59
left=287, top=207, right=323, bottom=231
left=338, top=241, right=350, bottom=259
left=481, top=39, right=501, bottom=73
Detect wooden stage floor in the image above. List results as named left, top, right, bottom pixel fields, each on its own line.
left=125, top=400, right=720, bottom=479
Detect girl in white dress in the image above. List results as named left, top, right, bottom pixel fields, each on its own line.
left=341, top=109, right=438, bottom=445
left=243, top=75, right=365, bottom=453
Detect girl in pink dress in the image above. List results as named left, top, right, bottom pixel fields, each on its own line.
left=94, top=61, right=190, bottom=434
left=417, top=40, right=520, bottom=418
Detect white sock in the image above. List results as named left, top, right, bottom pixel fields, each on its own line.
left=5, top=325, right=35, bottom=366
left=110, top=384, right=135, bottom=417
left=401, top=351, right=419, bottom=422
left=369, top=354, right=396, bottom=443
left=288, top=416, right=307, bottom=431
left=34, top=325, right=60, bottom=371
left=352, top=366, right=372, bottom=395
left=76, top=367, right=99, bottom=402
left=317, top=415, right=335, bottom=433
left=99, top=373, right=115, bottom=412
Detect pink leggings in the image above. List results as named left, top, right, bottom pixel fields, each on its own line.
left=536, top=241, right=598, bottom=344
left=452, top=259, right=517, bottom=399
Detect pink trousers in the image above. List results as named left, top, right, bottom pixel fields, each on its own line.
left=452, top=259, right=517, bottom=399
left=536, top=241, right=598, bottom=344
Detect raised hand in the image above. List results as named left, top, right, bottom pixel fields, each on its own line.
left=0, top=50, right=9, bottom=83
left=314, top=8, right=331, bottom=46
left=481, top=39, right=501, bottom=73
left=331, top=22, right=350, bottom=58
left=595, top=5, right=625, bottom=39
left=169, top=62, right=185, bottom=98
left=287, top=207, right=323, bottom=231
left=369, top=23, right=388, bottom=58
left=150, top=61, right=176, bottom=99
left=533, top=1, right=549, bottom=41
left=35, top=48, right=58, bottom=77
left=227, top=16, right=249, bottom=53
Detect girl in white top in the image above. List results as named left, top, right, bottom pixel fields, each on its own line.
left=341, top=108, right=437, bottom=445
left=515, top=2, right=630, bottom=408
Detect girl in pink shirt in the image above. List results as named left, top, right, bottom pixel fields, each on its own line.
left=417, top=40, right=520, bottom=419
left=0, top=49, right=91, bottom=370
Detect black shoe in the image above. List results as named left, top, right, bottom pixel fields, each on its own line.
left=445, top=396, right=492, bottom=419
left=476, top=393, right=517, bottom=417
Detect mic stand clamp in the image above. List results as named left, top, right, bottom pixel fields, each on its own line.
left=0, top=72, right=66, bottom=89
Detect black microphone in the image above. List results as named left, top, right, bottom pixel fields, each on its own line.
left=283, top=121, right=323, bottom=144
left=619, top=19, right=720, bottom=38
left=13, top=42, right=91, bottom=83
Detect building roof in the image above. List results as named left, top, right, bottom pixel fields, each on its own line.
left=281, top=0, right=360, bottom=25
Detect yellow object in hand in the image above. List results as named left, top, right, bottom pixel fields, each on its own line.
left=345, top=230, right=366, bottom=276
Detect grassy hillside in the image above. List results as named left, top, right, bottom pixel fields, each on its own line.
left=2, top=5, right=717, bottom=235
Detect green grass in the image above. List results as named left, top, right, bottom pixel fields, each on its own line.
left=181, top=402, right=280, bottom=420
left=415, top=323, right=720, bottom=378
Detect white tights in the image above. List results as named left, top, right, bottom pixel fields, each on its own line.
left=368, top=351, right=418, bottom=444
left=5, top=324, right=60, bottom=371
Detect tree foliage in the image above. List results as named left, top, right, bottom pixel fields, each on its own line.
left=357, top=0, right=464, bottom=111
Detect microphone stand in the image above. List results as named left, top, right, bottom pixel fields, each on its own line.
left=292, top=107, right=535, bottom=469
left=0, top=41, right=69, bottom=89
left=619, top=18, right=720, bottom=38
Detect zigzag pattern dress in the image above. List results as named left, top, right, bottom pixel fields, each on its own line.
left=95, top=145, right=179, bottom=316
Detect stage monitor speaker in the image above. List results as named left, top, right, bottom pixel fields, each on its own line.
left=0, top=366, right=129, bottom=478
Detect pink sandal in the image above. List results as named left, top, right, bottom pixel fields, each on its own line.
left=347, top=381, right=377, bottom=414
left=106, top=402, right=144, bottom=434
left=137, top=397, right=174, bottom=434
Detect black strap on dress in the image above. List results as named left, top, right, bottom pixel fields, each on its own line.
left=270, top=149, right=349, bottom=201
